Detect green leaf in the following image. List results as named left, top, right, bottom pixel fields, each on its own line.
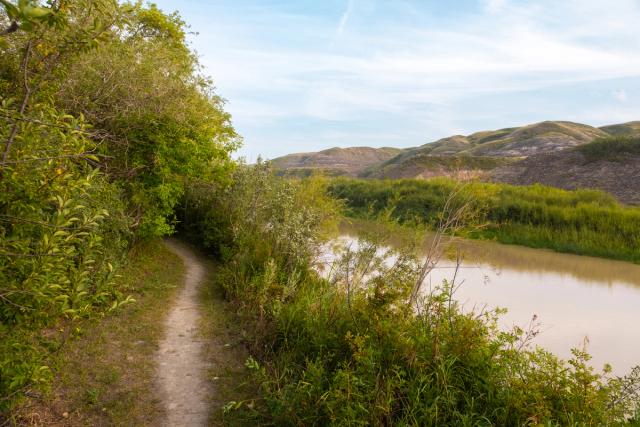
left=22, top=5, right=51, bottom=20
left=0, top=0, right=19, bottom=20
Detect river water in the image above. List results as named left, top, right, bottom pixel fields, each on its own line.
left=335, top=222, right=640, bottom=375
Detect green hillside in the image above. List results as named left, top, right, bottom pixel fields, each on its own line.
left=600, top=121, right=640, bottom=137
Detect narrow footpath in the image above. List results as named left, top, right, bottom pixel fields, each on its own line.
left=157, top=240, right=213, bottom=426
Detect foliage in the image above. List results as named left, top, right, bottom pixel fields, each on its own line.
left=328, top=178, right=640, bottom=263
left=0, top=100, right=130, bottom=412
left=0, top=0, right=238, bottom=412
left=185, top=166, right=640, bottom=425
left=180, top=161, right=339, bottom=263
left=577, top=135, right=640, bottom=162
left=54, top=3, right=240, bottom=237
left=10, top=240, right=185, bottom=426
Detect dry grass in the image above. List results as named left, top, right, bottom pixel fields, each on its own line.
left=14, top=240, right=182, bottom=426
left=13, top=239, right=255, bottom=426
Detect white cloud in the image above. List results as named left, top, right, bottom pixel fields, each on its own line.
left=205, top=3, right=640, bottom=96
left=161, top=0, right=640, bottom=157
left=337, top=0, right=355, bottom=36
left=613, top=89, right=628, bottom=103
left=482, top=0, right=508, bottom=14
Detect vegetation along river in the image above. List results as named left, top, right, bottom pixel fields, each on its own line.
left=334, top=221, right=640, bottom=376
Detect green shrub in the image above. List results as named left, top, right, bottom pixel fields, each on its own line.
left=186, top=166, right=640, bottom=425
left=577, top=136, right=640, bottom=162
left=0, top=101, right=132, bottom=413
left=328, top=178, right=640, bottom=263
left=0, top=0, right=238, bottom=412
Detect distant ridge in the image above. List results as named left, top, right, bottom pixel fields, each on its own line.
left=271, top=146, right=402, bottom=177
left=599, top=121, right=640, bottom=137
left=271, top=120, right=640, bottom=204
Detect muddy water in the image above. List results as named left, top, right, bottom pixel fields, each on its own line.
left=337, top=222, right=640, bottom=375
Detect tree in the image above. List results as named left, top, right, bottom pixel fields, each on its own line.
left=0, top=0, right=239, bottom=410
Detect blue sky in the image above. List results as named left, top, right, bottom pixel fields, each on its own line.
left=153, top=0, right=640, bottom=160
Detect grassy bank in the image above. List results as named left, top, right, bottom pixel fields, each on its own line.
left=328, top=178, right=640, bottom=263
left=182, top=164, right=640, bottom=425
left=10, top=240, right=183, bottom=425
left=8, top=239, right=253, bottom=426
left=195, top=250, right=256, bottom=427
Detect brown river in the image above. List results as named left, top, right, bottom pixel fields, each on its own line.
left=335, top=222, right=640, bottom=376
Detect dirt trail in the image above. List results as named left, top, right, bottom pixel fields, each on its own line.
left=156, top=239, right=212, bottom=426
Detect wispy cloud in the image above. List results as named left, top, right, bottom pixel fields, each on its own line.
left=482, top=0, right=508, bottom=14
left=155, top=0, right=640, bottom=158
left=336, top=0, right=354, bottom=36
left=613, top=89, right=628, bottom=103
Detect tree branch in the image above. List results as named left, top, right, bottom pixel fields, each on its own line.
left=0, top=39, right=33, bottom=178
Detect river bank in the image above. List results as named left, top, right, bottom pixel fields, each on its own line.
left=328, top=178, right=640, bottom=263
left=336, top=218, right=640, bottom=375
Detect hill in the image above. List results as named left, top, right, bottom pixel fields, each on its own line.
left=271, top=146, right=403, bottom=176
left=599, top=121, right=640, bottom=137
left=492, top=136, right=640, bottom=205
left=361, top=154, right=517, bottom=179
left=272, top=121, right=611, bottom=178
left=362, top=121, right=608, bottom=179
left=414, top=120, right=605, bottom=157
left=271, top=121, right=640, bottom=204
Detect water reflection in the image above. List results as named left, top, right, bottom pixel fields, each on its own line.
left=340, top=221, right=640, bottom=288
left=337, top=221, right=640, bottom=375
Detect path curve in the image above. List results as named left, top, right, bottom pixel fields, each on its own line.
left=156, top=239, right=212, bottom=426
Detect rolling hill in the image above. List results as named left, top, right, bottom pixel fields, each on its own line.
left=270, top=120, right=640, bottom=204
left=599, top=121, right=640, bottom=137
left=271, top=146, right=403, bottom=176
left=362, top=121, right=608, bottom=178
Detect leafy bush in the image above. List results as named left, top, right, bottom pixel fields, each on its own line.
left=52, top=3, right=240, bottom=238
left=0, top=100, right=132, bottom=410
left=0, top=0, right=238, bottom=412
left=186, top=166, right=640, bottom=425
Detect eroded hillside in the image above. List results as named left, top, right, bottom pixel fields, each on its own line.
left=272, top=121, right=640, bottom=204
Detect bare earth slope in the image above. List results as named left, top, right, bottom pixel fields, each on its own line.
left=273, top=121, right=611, bottom=179
left=361, top=154, right=516, bottom=180
left=361, top=121, right=606, bottom=179
left=492, top=151, right=640, bottom=205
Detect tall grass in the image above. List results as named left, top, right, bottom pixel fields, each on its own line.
left=181, top=164, right=640, bottom=425
left=328, top=178, right=640, bottom=263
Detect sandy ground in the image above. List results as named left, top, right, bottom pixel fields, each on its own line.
left=156, top=239, right=212, bottom=426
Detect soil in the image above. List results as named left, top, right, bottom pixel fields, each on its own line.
left=491, top=151, right=640, bottom=205
left=156, top=240, right=213, bottom=426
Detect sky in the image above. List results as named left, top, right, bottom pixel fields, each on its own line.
left=152, top=0, right=640, bottom=160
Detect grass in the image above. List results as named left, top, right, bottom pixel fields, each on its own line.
left=14, top=240, right=184, bottom=426
left=196, top=250, right=257, bottom=427
left=577, top=135, right=640, bottom=162
left=183, top=166, right=640, bottom=425
left=12, top=238, right=255, bottom=426
left=328, top=177, right=640, bottom=263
